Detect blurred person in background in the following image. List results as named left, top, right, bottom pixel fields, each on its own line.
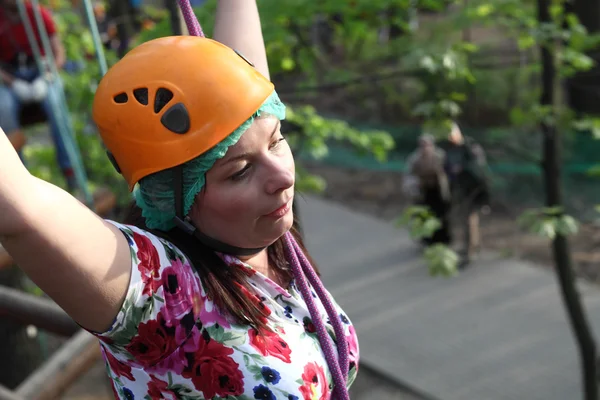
left=441, top=122, right=490, bottom=268
left=0, top=0, right=76, bottom=190
left=405, top=134, right=452, bottom=246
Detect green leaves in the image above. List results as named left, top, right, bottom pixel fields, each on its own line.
left=286, top=104, right=395, bottom=161
left=395, top=206, right=459, bottom=277
left=424, top=244, right=459, bottom=277
left=573, top=118, right=600, bottom=139
left=295, top=166, right=327, bottom=194
left=396, top=206, right=441, bottom=240
left=205, top=324, right=247, bottom=347
left=517, top=207, right=579, bottom=240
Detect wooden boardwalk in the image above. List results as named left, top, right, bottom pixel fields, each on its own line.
left=300, top=196, right=600, bottom=400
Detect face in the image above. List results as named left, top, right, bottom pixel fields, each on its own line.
left=189, top=117, right=295, bottom=249
left=419, top=139, right=434, bottom=153
left=449, top=126, right=463, bottom=144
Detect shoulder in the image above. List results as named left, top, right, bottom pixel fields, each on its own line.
left=406, top=150, right=418, bottom=162
left=93, top=222, right=206, bottom=356
left=464, top=136, right=480, bottom=148
left=464, top=137, right=485, bottom=155
left=106, top=221, right=189, bottom=266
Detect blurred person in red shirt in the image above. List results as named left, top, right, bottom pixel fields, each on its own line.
left=0, top=0, right=76, bottom=190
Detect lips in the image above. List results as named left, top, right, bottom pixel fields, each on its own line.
left=264, top=198, right=293, bottom=218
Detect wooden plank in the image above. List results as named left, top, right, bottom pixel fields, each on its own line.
left=0, top=285, right=78, bottom=337
left=0, top=384, right=24, bottom=400
left=300, top=196, right=600, bottom=400
left=15, top=330, right=101, bottom=400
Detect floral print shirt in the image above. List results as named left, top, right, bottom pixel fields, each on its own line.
left=92, top=222, right=359, bottom=400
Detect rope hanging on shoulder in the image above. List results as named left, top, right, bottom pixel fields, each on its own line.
left=284, top=232, right=351, bottom=400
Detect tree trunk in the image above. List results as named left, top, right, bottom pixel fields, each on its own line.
left=0, top=267, right=43, bottom=389
left=538, top=0, right=598, bottom=398
left=165, top=0, right=189, bottom=36
left=108, top=0, right=135, bottom=58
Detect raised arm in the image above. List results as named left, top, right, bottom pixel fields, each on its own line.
left=213, top=0, right=270, bottom=80
left=0, top=130, right=131, bottom=333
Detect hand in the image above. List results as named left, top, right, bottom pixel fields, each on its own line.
left=0, top=69, right=14, bottom=85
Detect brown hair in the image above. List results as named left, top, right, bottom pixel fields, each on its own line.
left=122, top=202, right=318, bottom=331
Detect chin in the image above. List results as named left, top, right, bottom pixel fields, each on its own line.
left=256, top=211, right=295, bottom=247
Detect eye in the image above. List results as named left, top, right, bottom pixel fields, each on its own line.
left=270, top=137, right=286, bottom=150
left=229, top=164, right=251, bottom=181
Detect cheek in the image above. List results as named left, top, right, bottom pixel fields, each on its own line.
left=197, top=184, right=256, bottom=224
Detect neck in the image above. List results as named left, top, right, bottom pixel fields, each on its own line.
left=238, top=249, right=270, bottom=275
left=239, top=248, right=290, bottom=288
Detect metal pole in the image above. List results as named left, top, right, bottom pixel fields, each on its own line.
left=165, top=0, right=190, bottom=35
left=165, top=0, right=183, bottom=35
left=81, top=0, right=109, bottom=76
left=16, top=0, right=95, bottom=208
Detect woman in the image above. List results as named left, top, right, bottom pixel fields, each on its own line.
left=405, top=134, right=452, bottom=246
left=0, top=1, right=358, bottom=399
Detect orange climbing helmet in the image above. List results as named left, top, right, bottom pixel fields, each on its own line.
left=92, top=36, right=274, bottom=190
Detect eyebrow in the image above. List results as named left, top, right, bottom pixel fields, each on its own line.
left=220, top=121, right=281, bottom=166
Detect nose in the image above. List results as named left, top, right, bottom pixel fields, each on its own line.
left=264, top=158, right=294, bottom=195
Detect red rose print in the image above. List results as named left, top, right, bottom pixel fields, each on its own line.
left=183, top=336, right=244, bottom=399
left=125, top=312, right=178, bottom=366
left=240, top=266, right=257, bottom=277
left=102, top=347, right=135, bottom=381
left=133, top=232, right=162, bottom=296
left=249, top=328, right=292, bottom=363
left=147, top=375, right=177, bottom=400
left=299, top=362, right=329, bottom=400
left=303, top=317, right=316, bottom=334
left=149, top=346, right=186, bottom=376
left=235, top=282, right=272, bottom=323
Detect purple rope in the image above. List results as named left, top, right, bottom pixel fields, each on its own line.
left=284, top=232, right=350, bottom=400
left=290, top=237, right=349, bottom=379
left=176, top=0, right=204, bottom=37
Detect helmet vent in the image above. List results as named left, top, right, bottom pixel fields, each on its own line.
left=154, top=88, right=174, bottom=113
left=133, top=88, right=149, bottom=105
left=161, top=103, right=190, bottom=134
left=113, top=92, right=128, bottom=104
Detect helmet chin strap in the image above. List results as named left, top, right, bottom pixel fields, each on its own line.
left=171, top=165, right=266, bottom=257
